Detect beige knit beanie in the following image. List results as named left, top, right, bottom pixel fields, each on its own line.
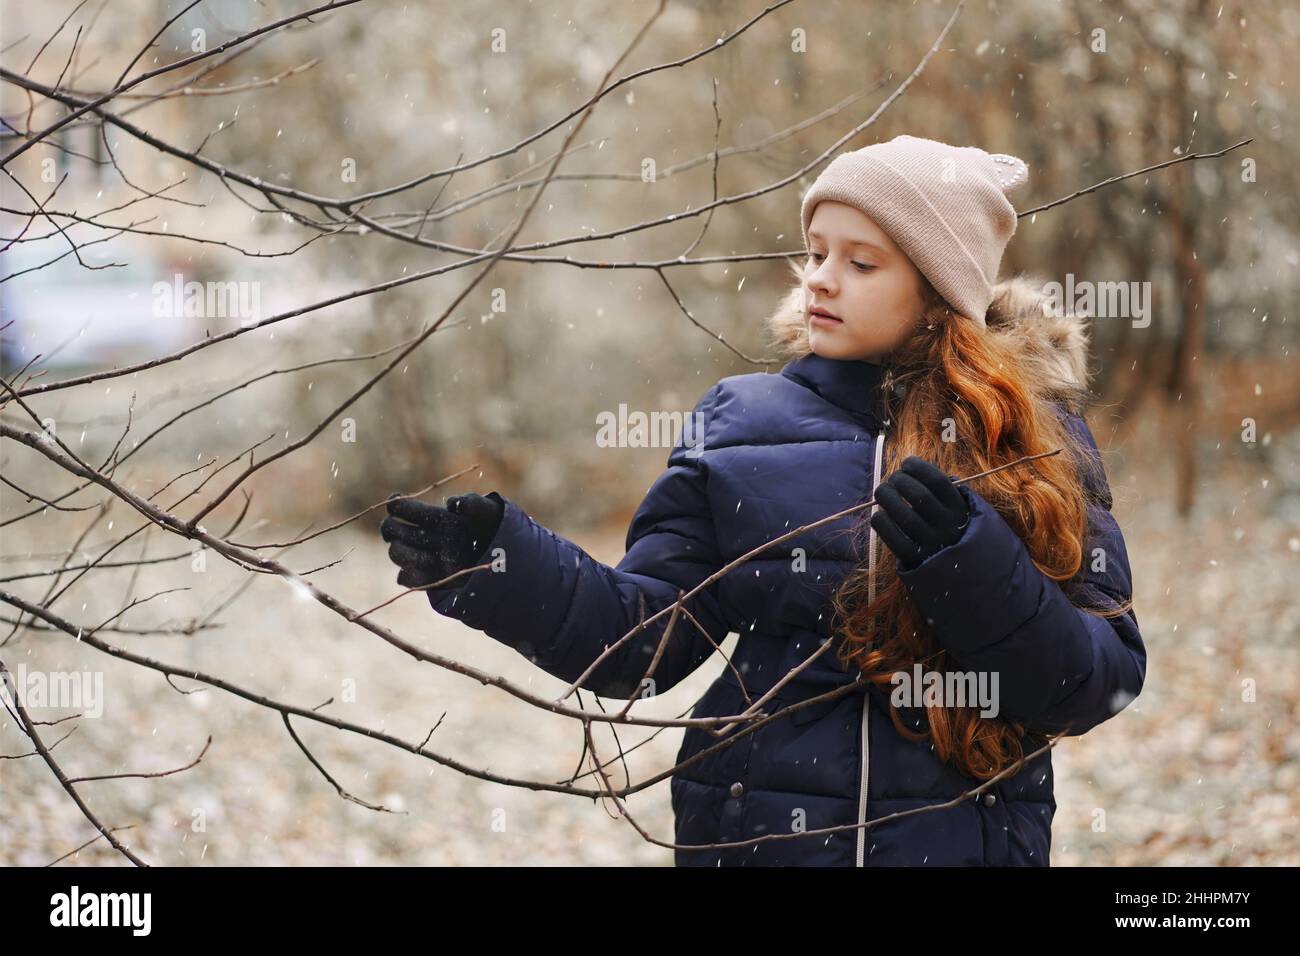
left=799, top=134, right=1029, bottom=328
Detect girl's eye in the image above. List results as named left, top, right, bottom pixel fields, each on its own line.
left=806, top=251, right=872, bottom=272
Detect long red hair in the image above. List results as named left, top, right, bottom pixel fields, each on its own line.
left=766, top=263, right=1134, bottom=779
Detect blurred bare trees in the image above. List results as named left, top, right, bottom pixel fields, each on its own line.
left=1, top=0, right=1294, bottom=864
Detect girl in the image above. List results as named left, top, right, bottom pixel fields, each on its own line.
left=380, top=134, right=1146, bottom=867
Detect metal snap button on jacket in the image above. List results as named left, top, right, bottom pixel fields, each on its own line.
left=982, top=793, right=997, bottom=807
left=729, top=782, right=744, bottom=799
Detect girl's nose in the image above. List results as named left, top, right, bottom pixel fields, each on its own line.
left=807, top=265, right=835, bottom=295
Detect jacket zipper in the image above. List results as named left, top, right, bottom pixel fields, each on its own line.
left=856, top=429, right=886, bottom=867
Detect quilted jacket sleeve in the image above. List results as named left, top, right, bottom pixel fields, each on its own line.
left=893, top=411, right=1146, bottom=736
left=427, top=384, right=732, bottom=699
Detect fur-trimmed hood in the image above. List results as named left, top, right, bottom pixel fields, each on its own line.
left=763, top=265, right=1093, bottom=414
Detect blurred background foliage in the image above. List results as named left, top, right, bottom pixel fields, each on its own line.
left=3, top=0, right=1296, bottom=533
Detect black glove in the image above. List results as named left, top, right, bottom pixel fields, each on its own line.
left=869, top=457, right=970, bottom=571
left=380, top=491, right=504, bottom=589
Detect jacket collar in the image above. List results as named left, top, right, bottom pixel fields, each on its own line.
left=781, top=352, right=890, bottom=424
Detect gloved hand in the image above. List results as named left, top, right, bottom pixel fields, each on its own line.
left=869, top=457, right=970, bottom=571
left=380, top=491, right=505, bottom=589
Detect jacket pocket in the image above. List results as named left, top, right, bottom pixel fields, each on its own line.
left=864, top=798, right=987, bottom=865
left=675, top=675, right=748, bottom=775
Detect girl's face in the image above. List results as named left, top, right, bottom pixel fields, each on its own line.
left=802, top=201, right=927, bottom=363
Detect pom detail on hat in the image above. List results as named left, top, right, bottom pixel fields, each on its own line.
left=988, top=152, right=1029, bottom=194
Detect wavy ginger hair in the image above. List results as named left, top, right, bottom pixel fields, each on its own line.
left=766, top=260, right=1135, bottom=780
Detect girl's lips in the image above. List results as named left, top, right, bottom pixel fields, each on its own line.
left=810, top=311, right=843, bottom=327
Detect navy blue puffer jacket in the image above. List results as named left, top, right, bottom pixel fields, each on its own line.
left=428, top=280, right=1145, bottom=866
